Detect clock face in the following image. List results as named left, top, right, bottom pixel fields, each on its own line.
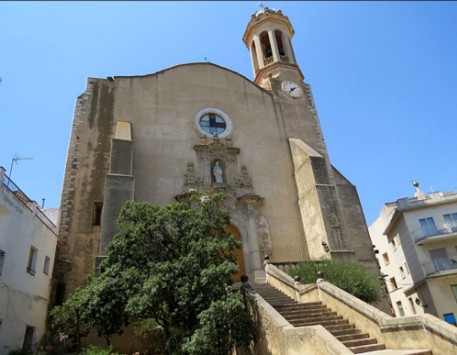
left=282, top=81, right=303, bottom=98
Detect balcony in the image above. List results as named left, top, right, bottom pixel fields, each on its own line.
left=414, top=222, right=457, bottom=245
left=423, top=256, right=457, bottom=277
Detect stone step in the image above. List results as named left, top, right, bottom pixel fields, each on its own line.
left=342, top=337, right=378, bottom=348
left=350, top=343, right=386, bottom=354
left=325, top=323, right=357, bottom=335
left=336, top=331, right=369, bottom=342
left=254, top=289, right=284, bottom=294
left=290, top=317, right=349, bottom=327
left=280, top=309, right=336, bottom=318
left=361, top=350, right=433, bottom=355
left=274, top=303, right=324, bottom=311
left=254, top=283, right=390, bottom=354
left=267, top=301, right=297, bottom=307
left=261, top=296, right=294, bottom=302
left=284, top=313, right=340, bottom=323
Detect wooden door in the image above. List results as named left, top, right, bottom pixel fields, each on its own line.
left=227, top=225, right=245, bottom=282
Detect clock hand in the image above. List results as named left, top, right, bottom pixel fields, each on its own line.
left=289, top=87, right=296, bottom=92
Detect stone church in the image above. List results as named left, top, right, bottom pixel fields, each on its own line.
left=55, top=7, right=377, bottom=297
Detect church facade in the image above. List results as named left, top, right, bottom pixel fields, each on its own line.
left=56, top=8, right=377, bottom=296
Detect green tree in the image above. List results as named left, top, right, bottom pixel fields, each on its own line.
left=182, top=292, right=257, bottom=355
left=48, top=287, right=91, bottom=351
left=49, top=194, right=255, bottom=353
left=102, top=193, right=255, bottom=354
left=290, top=260, right=382, bottom=303
left=76, top=265, right=141, bottom=346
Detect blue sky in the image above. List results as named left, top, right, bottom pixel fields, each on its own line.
left=1, top=1, right=456, bottom=225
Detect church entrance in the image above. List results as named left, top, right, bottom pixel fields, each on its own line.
left=227, top=224, right=245, bottom=282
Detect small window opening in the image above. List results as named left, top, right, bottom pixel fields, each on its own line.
left=43, top=256, right=51, bottom=275
left=23, top=326, right=36, bottom=350
left=0, top=249, right=5, bottom=275
left=396, top=301, right=405, bottom=317
left=26, top=246, right=38, bottom=276
left=390, top=277, right=398, bottom=291
left=382, top=252, right=389, bottom=266
left=92, top=201, right=103, bottom=226
left=409, top=297, right=416, bottom=314
left=55, top=282, right=66, bottom=306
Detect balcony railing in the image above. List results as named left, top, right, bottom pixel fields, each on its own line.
left=413, top=222, right=457, bottom=244
left=262, top=55, right=290, bottom=66
left=423, top=256, right=457, bottom=276
left=264, top=56, right=274, bottom=65
left=1, top=172, right=56, bottom=234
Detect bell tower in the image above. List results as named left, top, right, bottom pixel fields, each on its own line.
left=243, top=7, right=384, bottom=282
left=243, top=7, right=304, bottom=90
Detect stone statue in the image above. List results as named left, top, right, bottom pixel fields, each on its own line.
left=213, top=161, right=224, bottom=183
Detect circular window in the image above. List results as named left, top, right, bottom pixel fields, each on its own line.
left=200, top=113, right=226, bottom=135
left=194, top=107, right=233, bottom=138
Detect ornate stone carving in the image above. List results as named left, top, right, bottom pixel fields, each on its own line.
left=212, top=160, right=224, bottom=184
left=236, top=194, right=264, bottom=207
left=258, top=216, right=272, bottom=256
left=184, top=162, right=203, bottom=186
left=234, top=165, right=252, bottom=187
left=200, top=134, right=208, bottom=144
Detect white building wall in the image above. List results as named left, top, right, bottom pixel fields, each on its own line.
left=370, top=190, right=457, bottom=323
left=0, top=168, right=57, bottom=354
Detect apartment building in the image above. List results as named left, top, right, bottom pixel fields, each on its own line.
left=370, top=182, right=457, bottom=326
left=0, top=167, right=57, bottom=353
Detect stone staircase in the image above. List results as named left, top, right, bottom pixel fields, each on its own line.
left=253, top=283, right=432, bottom=355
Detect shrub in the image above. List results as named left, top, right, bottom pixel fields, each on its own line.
left=79, top=345, right=120, bottom=355
left=133, top=318, right=166, bottom=354
left=289, top=260, right=382, bottom=303
left=7, top=349, right=29, bottom=355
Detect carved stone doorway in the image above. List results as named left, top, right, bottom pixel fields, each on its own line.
left=227, top=224, right=245, bottom=282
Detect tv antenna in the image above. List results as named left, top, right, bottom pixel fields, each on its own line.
left=9, top=154, right=33, bottom=181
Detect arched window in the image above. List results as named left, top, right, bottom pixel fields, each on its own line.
left=251, top=42, right=259, bottom=73
left=260, top=31, right=273, bottom=64
left=275, top=30, right=285, bottom=56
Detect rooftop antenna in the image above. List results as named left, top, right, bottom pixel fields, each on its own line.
left=9, top=154, right=33, bottom=181
left=412, top=179, right=425, bottom=200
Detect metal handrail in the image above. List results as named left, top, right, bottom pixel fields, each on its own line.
left=423, top=256, right=457, bottom=275
left=413, top=222, right=457, bottom=242
left=1, top=173, right=56, bottom=234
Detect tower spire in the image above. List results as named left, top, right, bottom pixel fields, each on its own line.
left=243, top=7, right=303, bottom=89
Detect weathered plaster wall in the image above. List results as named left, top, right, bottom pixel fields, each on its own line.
left=58, top=63, right=313, bottom=294
left=57, top=79, right=115, bottom=294
left=0, top=178, right=57, bottom=353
